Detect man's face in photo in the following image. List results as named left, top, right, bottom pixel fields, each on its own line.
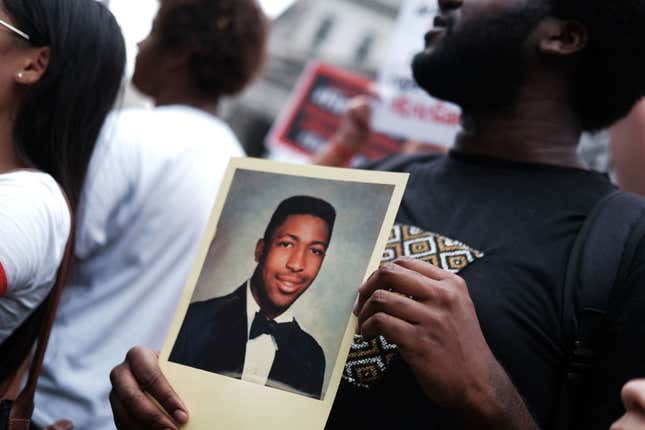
left=411, top=0, right=549, bottom=112
left=253, top=214, right=330, bottom=317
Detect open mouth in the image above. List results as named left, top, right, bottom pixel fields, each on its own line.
left=275, top=275, right=306, bottom=293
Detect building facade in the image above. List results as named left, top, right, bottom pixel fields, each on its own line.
left=222, top=0, right=403, bottom=156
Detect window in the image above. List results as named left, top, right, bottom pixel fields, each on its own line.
left=354, top=33, right=375, bottom=64
left=311, top=15, right=335, bottom=52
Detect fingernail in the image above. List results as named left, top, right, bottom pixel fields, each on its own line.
left=174, top=410, right=189, bottom=423
left=352, top=304, right=359, bottom=316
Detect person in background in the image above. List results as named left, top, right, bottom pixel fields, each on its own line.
left=0, top=0, right=124, bottom=355
left=611, top=100, right=645, bottom=196
left=32, top=0, right=268, bottom=428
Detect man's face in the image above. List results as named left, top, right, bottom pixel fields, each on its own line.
left=254, top=214, right=330, bottom=317
left=411, top=0, right=549, bottom=113
left=132, top=1, right=171, bottom=98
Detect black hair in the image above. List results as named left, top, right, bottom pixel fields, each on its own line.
left=549, top=0, right=645, bottom=131
left=159, top=0, right=268, bottom=98
left=263, top=196, right=336, bottom=245
left=3, top=0, right=126, bottom=209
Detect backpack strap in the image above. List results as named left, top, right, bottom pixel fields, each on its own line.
left=0, top=198, right=75, bottom=430
left=555, top=190, right=645, bottom=430
left=360, top=152, right=442, bottom=173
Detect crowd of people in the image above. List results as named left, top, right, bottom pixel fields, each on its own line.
left=2, top=0, right=645, bottom=429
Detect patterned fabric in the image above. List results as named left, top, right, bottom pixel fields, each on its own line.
left=343, top=223, right=484, bottom=389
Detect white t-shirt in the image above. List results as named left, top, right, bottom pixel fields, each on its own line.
left=0, top=171, right=70, bottom=344
left=33, top=105, right=244, bottom=429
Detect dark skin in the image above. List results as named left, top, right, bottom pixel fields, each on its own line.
left=132, top=0, right=219, bottom=116
left=452, top=12, right=588, bottom=169
left=108, top=1, right=593, bottom=429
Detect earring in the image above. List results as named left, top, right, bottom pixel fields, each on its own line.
left=16, top=72, right=24, bottom=80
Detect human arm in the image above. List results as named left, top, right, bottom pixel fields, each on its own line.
left=109, top=347, right=189, bottom=430
left=312, top=95, right=373, bottom=167
left=0, top=173, right=70, bottom=344
left=354, top=257, right=540, bottom=430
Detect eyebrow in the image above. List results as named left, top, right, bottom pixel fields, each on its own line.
left=281, top=233, right=328, bottom=248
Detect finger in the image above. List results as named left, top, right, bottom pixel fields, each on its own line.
left=110, top=389, right=147, bottom=429
left=622, top=379, right=645, bottom=411
left=110, top=361, right=181, bottom=430
left=126, top=347, right=189, bottom=425
left=357, top=289, right=428, bottom=330
left=365, top=83, right=382, bottom=100
left=360, top=311, right=416, bottom=351
left=355, top=262, right=441, bottom=314
left=346, top=99, right=371, bottom=129
left=392, top=257, right=455, bottom=282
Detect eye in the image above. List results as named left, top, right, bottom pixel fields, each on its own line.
left=277, top=241, right=294, bottom=248
left=310, top=247, right=325, bottom=256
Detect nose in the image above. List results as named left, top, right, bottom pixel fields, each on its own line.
left=286, top=247, right=305, bottom=272
left=437, top=0, right=462, bottom=11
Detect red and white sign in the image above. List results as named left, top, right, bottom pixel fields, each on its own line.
left=267, top=61, right=404, bottom=164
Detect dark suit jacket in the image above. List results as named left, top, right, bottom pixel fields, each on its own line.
left=169, top=285, right=326, bottom=399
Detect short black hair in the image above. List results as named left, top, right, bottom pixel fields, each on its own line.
left=159, top=0, right=268, bottom=98
left=263, top=196, right=336, bottom=245
left=549, top=0, right=645, bottom=131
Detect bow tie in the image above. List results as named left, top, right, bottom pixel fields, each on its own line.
left=249, top=312, right=293, bottom=346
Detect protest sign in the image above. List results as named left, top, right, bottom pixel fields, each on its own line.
left=267, top=61, right=404, bottom=164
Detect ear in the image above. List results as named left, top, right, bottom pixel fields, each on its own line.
left=161, top=48, right=190, bottom=72
left=14, top=46, right=51, bottom=86
left=537, top=19, right=588, bottom=57
left=255, top=239, right=265, bottom=263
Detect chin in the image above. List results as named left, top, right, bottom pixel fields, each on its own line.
left=411, top=50, right=463, bottom=104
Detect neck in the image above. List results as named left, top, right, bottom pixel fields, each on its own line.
left=453, top=82, right=586, bottom=169
left=0, top=112, right=22, bottom=174
left=153, top=86, right=220, bottom=117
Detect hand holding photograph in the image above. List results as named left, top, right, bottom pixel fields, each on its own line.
left=160, top=158, right=407, bottom=430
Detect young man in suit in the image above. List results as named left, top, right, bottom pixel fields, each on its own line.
left=169, top=195, right=336, bottom=399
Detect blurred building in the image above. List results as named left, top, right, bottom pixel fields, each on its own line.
left=223, top=0, right=403, bottom=156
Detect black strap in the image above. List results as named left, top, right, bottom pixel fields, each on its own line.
left=555, top=190, right=645, bottom=430
left=359, top=152, right=441, bottom=173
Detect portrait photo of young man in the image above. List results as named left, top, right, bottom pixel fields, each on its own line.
left=170, top=195, right=336, bottom=399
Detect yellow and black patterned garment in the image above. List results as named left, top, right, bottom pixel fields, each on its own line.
left=327, top=153, right=645, bottom=430
left=343, top=223, right=483, bottom=389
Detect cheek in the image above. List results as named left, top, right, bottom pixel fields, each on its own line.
left=264, top=248, right=290, bottom=272
left=304, top=255, right=324, bottom=276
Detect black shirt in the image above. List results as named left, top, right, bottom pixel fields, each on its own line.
left=327, top=152, right=645, bottom=430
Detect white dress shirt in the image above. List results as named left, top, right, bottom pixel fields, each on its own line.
left=242, top=280, right=294, bottom=385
